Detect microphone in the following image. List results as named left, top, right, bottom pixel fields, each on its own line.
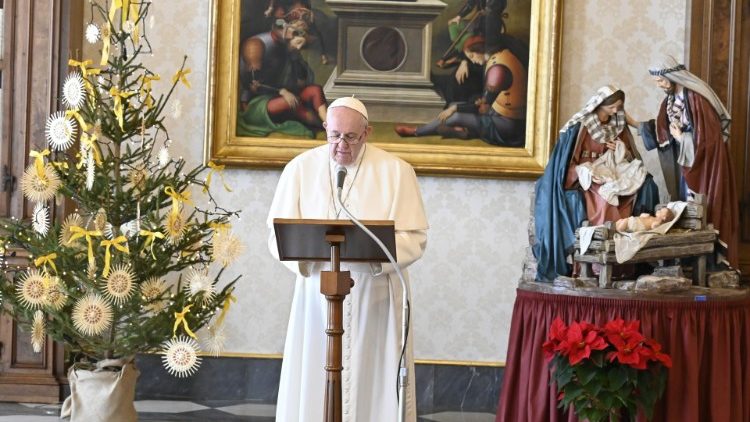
left=335, top=165, right=347, bottom=191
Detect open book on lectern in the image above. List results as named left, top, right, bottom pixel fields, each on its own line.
left=273, top=218, right=397, bottom=262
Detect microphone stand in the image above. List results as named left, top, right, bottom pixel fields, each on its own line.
left=335, top=187, right=410, bottom=422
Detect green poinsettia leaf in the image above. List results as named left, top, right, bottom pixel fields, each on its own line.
left=560, top=385, right=584, bottom=407
left=608, top=365, right=629, bottom=390
left=655, top=368, right=668, bottom=393
left=578, top=407, right=608, bottom=422
left=555, top=363, right=575, bottom=387
left=585, top=380, right=603, bottom=399
left=591, top=350, right=605, bottom=367
left=575, top=363, right=599, bottom=385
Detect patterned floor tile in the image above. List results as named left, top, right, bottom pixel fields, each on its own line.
left=0, top=401, right=495, bottom=421
left=215, top=403, right=276, bottom=417
left=141, top=408, right=274, bottom=421
left=134, top=400, right=209, bottom=413
left=420, top=411, right=496, bottom=422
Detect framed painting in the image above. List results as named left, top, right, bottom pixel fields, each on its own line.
left=204, top=0, right=561, bottom=178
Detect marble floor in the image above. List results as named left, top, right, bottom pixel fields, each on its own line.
left=0, top=401, right=496, bottom=421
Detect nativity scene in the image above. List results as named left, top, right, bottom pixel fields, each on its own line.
left=499, top=57, right=748, bottom=422
left=0, top=1, right=747, bottom=422
left=531, top=62, right=739, bottom=290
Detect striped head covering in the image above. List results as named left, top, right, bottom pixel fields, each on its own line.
left=559, top=85, right=626, bottom=144
left=649, top=56, right=730, bottom=141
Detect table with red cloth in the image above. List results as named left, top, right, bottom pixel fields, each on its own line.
left=496, top=282, right=750, bottom=422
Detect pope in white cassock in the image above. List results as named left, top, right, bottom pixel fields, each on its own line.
left=267, top=97, right=429, bottom=422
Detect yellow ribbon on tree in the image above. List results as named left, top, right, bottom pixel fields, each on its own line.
left=139, top=229, right=165, bottom=259
left=51, top=161, right=69, bottom=170
left=173, top=304, right=197, bottom=339
left=139, top=74, right=161, bottom=109
left=164, top=186, right=193, bottom=215
left=140, top=74, right=160, bottom=90
left=121, top=0, right=131, bottom=25
left=80, top=132, right=103, bottom=166
left=65, top=109, right=89, bottom=133
left=203, top=162, right=233, bottom=193
left=68, top=59, right=101, bottom=93
left=109, top=87, right=135, bottom=130
left=102, top=0, right=126, bottom=65
left=68, top=59, right=100, bottom=78
left=67, top=226, right=102, bottom=267
left=172, top=68, right=191, bottom=89
left=209, top=222, right=231, bottom=233
left=100, top=24, right=112, bottom=66
left=214, top=293, right=236, bottom=328
left=129, top=1, right=140, bottom=44
left=29, top=149, right=50, bottom=179
left=100, top=236, right=130, bottom=277
left=109, top=0, right=122, bottom=22
left=34, top=253, right=58, bottom=275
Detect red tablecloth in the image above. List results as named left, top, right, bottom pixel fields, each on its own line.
left=497, top=287, right=750, bottom=422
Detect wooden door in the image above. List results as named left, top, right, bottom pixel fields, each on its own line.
left=687, top=0, right=750, bottom=280
left=0, top=0, right=82, bottom=403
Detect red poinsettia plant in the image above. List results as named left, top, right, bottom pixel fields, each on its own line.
left=543, top=317, right=672, bottom=422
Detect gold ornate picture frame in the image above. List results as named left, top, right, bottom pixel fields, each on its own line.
left=204, top=0, right=561, bottom=178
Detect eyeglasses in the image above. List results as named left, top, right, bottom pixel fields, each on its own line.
left=326, top=130, right=365, bottom=145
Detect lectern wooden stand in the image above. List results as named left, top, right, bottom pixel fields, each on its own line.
left=273, top=218, right=396, bottom=422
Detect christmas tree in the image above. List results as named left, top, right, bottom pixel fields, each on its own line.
left=0, top=0, right=241, bottom=377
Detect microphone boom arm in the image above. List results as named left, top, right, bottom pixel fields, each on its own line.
left=335, top=187, right=411, bottom=422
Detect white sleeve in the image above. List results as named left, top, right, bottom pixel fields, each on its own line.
left=375, top=160, right=429, bottom=276
left=373, top=229, right=428, bottom=276
left=267, top=159, right=311, bottom=276
left=339, top=229, right=427, bottom=276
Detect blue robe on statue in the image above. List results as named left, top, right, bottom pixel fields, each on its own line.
left=532, top=123, right=659, bottom=282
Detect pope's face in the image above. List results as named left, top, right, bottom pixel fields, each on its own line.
left=653, top=76, right=674, bottom=94
left=325, top=107, right=369, bottom=166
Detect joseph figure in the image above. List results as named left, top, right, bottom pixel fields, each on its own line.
left=627, top=56, right=739, bottom=268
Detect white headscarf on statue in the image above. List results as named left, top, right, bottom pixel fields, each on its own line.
left=559, top=85, right=626, bottom=144
left=649, top=56, right=731, bottom=142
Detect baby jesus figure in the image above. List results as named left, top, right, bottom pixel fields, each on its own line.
left=616, top=207, right=676, bottom=233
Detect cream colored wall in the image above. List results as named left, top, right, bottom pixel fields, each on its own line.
left=95, top=0, right=685, bottom=363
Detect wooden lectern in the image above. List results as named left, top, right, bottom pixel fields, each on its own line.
left=273, top=218, right=396, bottom=422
